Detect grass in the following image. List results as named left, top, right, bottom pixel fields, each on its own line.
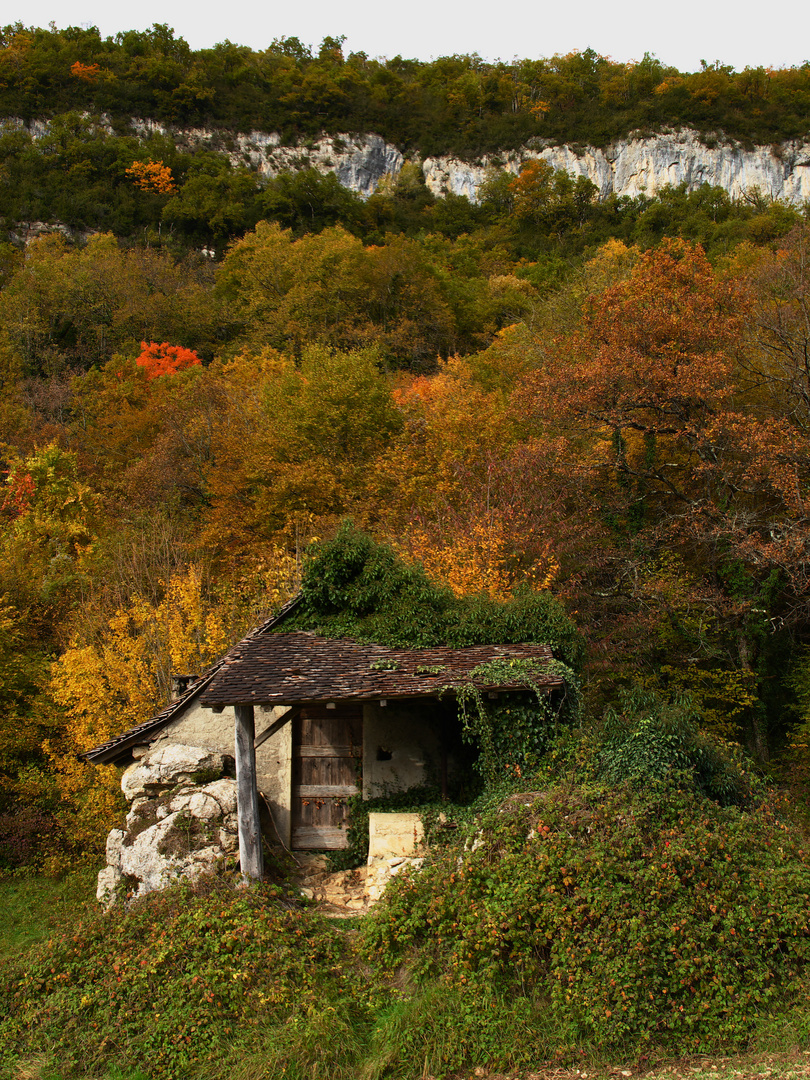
left=0, top=868, right=97, bottom=962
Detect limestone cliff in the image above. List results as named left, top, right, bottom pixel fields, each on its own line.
left=8, top=116, right=810, bottom=204
left=158, top=123, right=810, bottom=205
left=422, top=130, right=810, bottom=205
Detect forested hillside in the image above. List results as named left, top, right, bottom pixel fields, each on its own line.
left=4, top=24, right=810, bottom=1080
left=1, top=23, right=810, bottom=879
left=4, top=23, right=810, bottom=151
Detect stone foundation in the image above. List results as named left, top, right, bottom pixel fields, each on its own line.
left=365, top=812, right=425, bottom=903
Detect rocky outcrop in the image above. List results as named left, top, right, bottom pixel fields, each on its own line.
left=97, top=743, right=239, bottom=907
left=423, top=130, right=810, bottom=204
left=120, top=743, right=228, bottom=801
left=6, top=115, right=810, bottom=205
left=8, top=221, right=90, bottom=246
left=130, top=120, right=404, bottom=197
left=147, top=123, right=810, bottom=204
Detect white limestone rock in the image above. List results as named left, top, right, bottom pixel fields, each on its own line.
left=96, top=864, right=124, bottom=907
left=100, top=747, right=239, bottom=906
left=105, top=828, right=126, bottom=867
left=121, top=744, right=226, bottom=800
left=218, top=827, right=240, bottom=852
left=169, top=778, right=238, bottom=820
left=116, top=810, right=227, bottom=899
left=423, top=129, right=810, bottom=205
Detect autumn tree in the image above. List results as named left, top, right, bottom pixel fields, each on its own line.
left=0, top=442, right=98, bottom=619
left=743, top=226, right=810, bottom=431
left=47, top=565, right=243, bottom=862
left=0, top=233, right=223, bottom=375
left=202, top=345, right=401, bottom=553
left=515, top=238, right=807, bottom=759
left=135, top=341, right=202, bottom=379
left=217, top=223, right=456, bottom=369
left=126, top=159, right=177, bottom=194
left=510, top=159, right=598, bottom=237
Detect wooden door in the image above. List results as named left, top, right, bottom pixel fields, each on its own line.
left=291, top=704, right=362, bottom=850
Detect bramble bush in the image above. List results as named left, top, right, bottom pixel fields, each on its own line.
left=0, top=876, right=378, bottom=1080
left=363, top=777, right=810, bottom=1060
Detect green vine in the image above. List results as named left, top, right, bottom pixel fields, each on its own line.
left=446, top=657, right=581, bottom=783
left=369, top=658, right=400, bottom=671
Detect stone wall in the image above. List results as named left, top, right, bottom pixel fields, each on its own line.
left=362, top=700, right=441, bottom=797
left=365, top=811, right=425, bottom=903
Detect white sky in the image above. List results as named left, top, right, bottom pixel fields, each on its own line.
left=8, top=0, right=810, bottom=74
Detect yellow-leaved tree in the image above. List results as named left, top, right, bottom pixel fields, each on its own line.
left=47, top=565, right=245, bottom=865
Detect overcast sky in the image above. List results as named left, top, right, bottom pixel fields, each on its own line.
left=9, top=0, right=810, bottom=74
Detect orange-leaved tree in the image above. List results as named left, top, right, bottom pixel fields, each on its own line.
left=126, top=160, right=177, bottom=195
left=396, top=512, right=558, bottom=601
left=135, top=341, right=202, bottom=379
left=70, top=60, right=101, bottom=83
left=514, top=237, right=807, bottom=758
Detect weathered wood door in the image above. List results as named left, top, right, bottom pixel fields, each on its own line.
left=291, top=704, right=362, bottom=850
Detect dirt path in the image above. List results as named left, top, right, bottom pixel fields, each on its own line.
left=456, top=1051, right=810, bottom=1080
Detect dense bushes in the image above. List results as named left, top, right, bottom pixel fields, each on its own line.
left=364, top=777, right=810, bottom=1060
left=4, top=730, right=810, bottom=1077
left=593, top=687, right=759, bottom=806
left=0, top=876, right=376, bottom=1079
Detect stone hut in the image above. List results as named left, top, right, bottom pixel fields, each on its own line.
left=86, top=598, right=564, bottom=902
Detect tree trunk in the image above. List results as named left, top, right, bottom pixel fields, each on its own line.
left=738, top=632, right=769, bottom=765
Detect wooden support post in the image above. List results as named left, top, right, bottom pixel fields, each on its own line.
left=235, top=703, right=263, bottom=883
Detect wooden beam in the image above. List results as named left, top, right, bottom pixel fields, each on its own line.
left=234, top=704, right=263, bottom=884
left=254, top=707, right=296, bottom=750
left=294, top=784, right=359, bottom=798
left=291, top=825, right=349, bottom=850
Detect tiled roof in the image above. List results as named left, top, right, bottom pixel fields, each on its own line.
left=201, top=632, right=563, bottom=706
left=82, top=595, right=303, bottom=764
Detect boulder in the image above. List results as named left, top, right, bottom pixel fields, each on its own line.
left=115, top=811, right=227, bottom=898
left=121, top=744, right=227, bottom=800
left=98, top=744, right=238, bottom=906
left=96, top=865, right=124, bottom=907
left=168, top=778, right=237, bottom=820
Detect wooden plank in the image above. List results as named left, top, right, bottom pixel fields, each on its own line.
left=294, top=784, right=359, bottom=798
left=254, top=707, right=296, bottom=750
left=297, top=745, right=354, bottom=758
left=291, top=705, right=362, bottom=851
left=235, top=704, right=263, bottom=883
left=292, top=825, right=349, bottom=850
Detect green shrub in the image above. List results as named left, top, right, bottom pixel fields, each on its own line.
left=595, top=687, right=758, bottom=806
left=290, top=522, right=584, bottom=667
left=0, top=876, right=375, bottom=1080
left=364, top=778, right=810, bottom=1057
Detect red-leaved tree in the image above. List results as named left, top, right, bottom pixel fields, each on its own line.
left=135, top=342, right=202, bottom=380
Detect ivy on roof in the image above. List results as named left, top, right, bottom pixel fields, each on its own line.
left=283, top=522, right=583, bottom=670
